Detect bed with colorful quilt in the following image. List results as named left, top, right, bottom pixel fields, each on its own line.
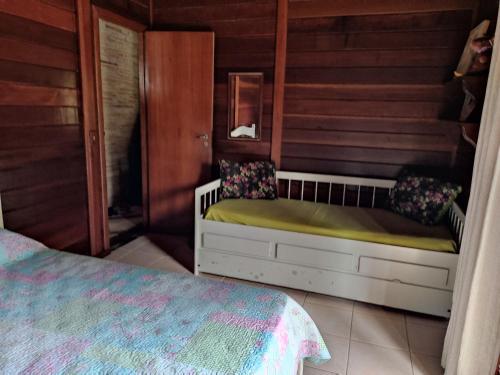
left=0, top=227, right=330, bottom=374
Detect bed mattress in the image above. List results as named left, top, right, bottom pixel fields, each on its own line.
left=0, top=229, right=330, bottom=374
left=205, top=199, right=456, bottom=253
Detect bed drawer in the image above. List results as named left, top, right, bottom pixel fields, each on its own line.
left=202, top=233, right=272, bottom=258
left=276, top=244, right=354, bottom=272
left=358, top=256, right=449, bottom=289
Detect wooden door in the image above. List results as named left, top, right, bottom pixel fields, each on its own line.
left=145, top=32, right=214, bottom=234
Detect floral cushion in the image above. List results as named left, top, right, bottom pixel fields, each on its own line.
left=219, top=160, right=277, bottom=200
left=389, top=174, right=462, bottom=225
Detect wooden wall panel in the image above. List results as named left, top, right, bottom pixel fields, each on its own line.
left=92, top=0, right=150, bottom=24
left=154, top=0, right=277, bottom=164
left=0, top=81, right=78, bottom=106
left=152, top=1, right=485, bottom=187
left=0, top=12, right=77, bottom=51
left=287, top=0, right=478, bottom=19
left=287, top=10, right=474, bottom=32
left=0, top=0, right=89, bottom=253
left=0, top=0, right=77, bottom=31
left=281, top=6, right=475, bottom=179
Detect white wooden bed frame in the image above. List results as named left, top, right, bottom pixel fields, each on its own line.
left=195, top=171, right=465, bottom=317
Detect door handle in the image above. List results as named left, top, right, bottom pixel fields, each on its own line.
left=197, top=134, right=209, bottom=141
left=197, top=133, right=209, bottom=147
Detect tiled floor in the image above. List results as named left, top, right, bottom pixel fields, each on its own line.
left=108, top=215, right=142, bottom=237
left=106, top=236, right=447, bottom=375
left=104, top=235, right=191, bottom=274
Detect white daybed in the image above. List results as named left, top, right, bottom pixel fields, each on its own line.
left=195, top=171, right=465, bottom=317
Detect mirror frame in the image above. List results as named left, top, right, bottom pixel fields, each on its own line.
left=227, top=72, right=264, bottom=141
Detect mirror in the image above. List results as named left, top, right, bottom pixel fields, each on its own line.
left=228, top=72, right=263, bottom=140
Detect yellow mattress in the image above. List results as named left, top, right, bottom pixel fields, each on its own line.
left=205, top=199, right=456, bottom=253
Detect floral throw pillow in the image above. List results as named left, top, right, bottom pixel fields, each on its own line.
left=219, top=160, right=277, bottom=200
left=389, top=175, right=462, bottom=225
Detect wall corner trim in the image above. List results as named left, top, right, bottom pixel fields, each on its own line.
left=149, top=0, right=154, bottom=28
left=76, top=0, right=105, bottom=256
left=271, top=0, right=288, bottom=168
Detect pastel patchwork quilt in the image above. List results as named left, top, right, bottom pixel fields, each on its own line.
left=0, top=229, right=330, bottom=374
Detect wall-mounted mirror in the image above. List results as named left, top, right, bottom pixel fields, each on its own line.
left=228, top=72, right=263, bottom=141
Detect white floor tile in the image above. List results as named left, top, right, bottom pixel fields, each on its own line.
left=106, top=242, right=138, bottom=259
left=351, top=311, right=408, bottom=350
left=303, top=303, right=352, bottom=338
left=149, top=255, right=190, bottom=274
left=120, top=237, right=166, bottom=258
left=303, top=367, right=333, bottom=375
left=305, top=293, right=354, bottom=312
left=139, top=243, right=170, bottom=258
left=347, top=341, right=413, bottom=375
left=104, top=249, right=127, bottom=261
left=147, top=234, right=190, bottom=251
left=109, top=216, right=141, bottom=235
left=405, top=312, right=449, bottom=329
left=407, top=323, right=446, bottom=356
left=305, top=333, right=349, bottom=375
left=272, top=286, right=307, bottom=305
left=116, top=251, right=157, bottom=268
left=106, top=236, right=191, bottom=274
left=353, top=301, right=405, bottom=323
left=116, top=236, right=149, bottom=252
left=411, top=353, right=444, bottom=375
left=225, top=277, right=307, bottom=305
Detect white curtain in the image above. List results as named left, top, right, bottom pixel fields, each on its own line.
left=442, top=13, right=500, bottom=375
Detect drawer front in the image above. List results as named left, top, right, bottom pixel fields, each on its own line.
left=276, top=244, right=354, bottom=272
left=202, top=233, right=272, bottom=258
left=358, top=256, right=449, bottom=289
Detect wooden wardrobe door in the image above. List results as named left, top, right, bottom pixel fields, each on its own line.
left=145, top=32, right=214, bottom=234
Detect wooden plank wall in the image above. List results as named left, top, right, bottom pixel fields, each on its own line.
left=92, top=0, right=150, bottom=24
left=154, top=0, right=277, bottom=164
left=153, top=1, right=489, bottom=183
left=0, top=0, right=151, bottom=253
left=0, top=0, right=89, bottom=252
left=281, top=6, right=474, bottom=178
left=0, top=0, right=486, bottom=252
